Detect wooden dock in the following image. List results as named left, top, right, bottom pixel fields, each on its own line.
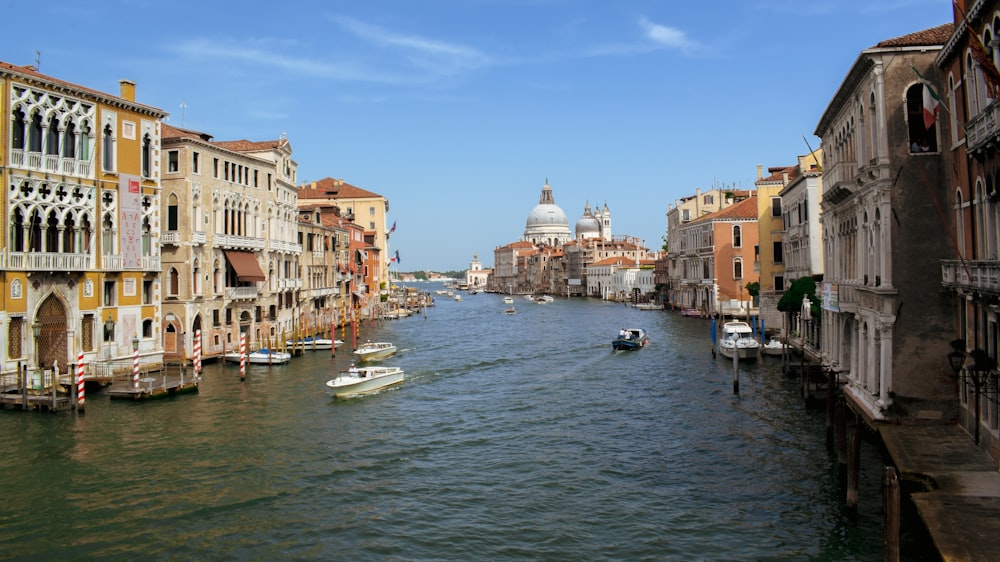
left=106, top=365, right=199, bottom=400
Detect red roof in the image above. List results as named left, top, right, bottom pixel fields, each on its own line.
left=874, top=23, right=953, bottom=48
left=691, top=195, right=758, bottom=223
left=299, top=177, right=384, bottom=199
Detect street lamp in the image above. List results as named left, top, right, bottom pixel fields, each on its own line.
left=104, top=315, right=115, bottom=359
left=31, top=320, right=41, bottom=369
left=967, top=349, right=996, bottom=446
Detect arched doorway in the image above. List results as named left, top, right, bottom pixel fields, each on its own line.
left=36, top=295, right=68, bottom=372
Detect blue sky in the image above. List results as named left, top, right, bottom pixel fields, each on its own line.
left=4, top=0, right=950, bottom=271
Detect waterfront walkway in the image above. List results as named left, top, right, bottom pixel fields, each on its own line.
left=880, top=424, right=1000, bottom=562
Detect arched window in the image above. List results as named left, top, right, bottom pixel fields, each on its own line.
left=142, top=216, right=152, bottom=255
left=11, top=108, right=25, bottom=150
left=168, top=267, right=179, bottom=297
left=732, top=225, right=742, bottom=248
left=167, top=193, right=179, bottom=231
left=141, top=133, right=152, bottom=178
left=102, top=124, right=114, bottom=171
left=63, top=121, right=76, bottom=158
left=733, top=257, right=743, bottom=280
left=29, top=112, right=42, bottom=152
left=45, top=115, right=59, bottom=155
left=906, top=83, right=938, bottom=152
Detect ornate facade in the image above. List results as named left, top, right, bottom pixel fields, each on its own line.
left=1, top=63, right=167, bottom=376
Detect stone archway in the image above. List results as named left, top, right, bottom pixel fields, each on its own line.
left=36, top=295, right=68, bottom=372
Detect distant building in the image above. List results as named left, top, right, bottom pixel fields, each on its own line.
left=466, top=254, right=490, bottom=289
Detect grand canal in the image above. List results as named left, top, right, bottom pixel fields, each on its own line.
left=1, top=286, right=923, bottom=560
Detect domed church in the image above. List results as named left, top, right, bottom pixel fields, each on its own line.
left=575, top=201, right=612, bottom=240
left=523, top=179, right=572, bottom=246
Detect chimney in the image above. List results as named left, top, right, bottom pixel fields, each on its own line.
left=119, top=79, right=136, bottom=102
left=757, top=164, right=763, bottom=180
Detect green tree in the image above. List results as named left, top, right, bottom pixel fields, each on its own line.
left=777, top=277, right=821, bottom=318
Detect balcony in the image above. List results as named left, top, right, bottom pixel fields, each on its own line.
left=268, top=239, right=302, bottom=254
left=4, top=252, right=92, bottom=271
left=942, top=259, right=1000, bottom=294
left=226, top=286, right=259, bottom=300
left=216, top=234, right=265, bottom=250
left=8, top=149, right=93, bottom=178
left=966, top=101, right=1000, bottom=155
left=161, top=231, right=207, bottom=246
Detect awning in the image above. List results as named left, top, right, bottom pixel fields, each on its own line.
left=225, top=251, right=266, bottom=282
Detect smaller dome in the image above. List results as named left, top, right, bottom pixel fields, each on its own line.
left=575, top=215, right=601, bottom=237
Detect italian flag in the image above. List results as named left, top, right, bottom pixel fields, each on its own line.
left=922, top=83, right=941, bottom=130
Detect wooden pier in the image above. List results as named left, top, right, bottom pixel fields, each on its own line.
left=106, top=363, right=199, bottom=400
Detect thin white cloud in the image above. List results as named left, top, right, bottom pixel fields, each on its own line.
left=169, top=38, right=403, bottom=84
left=331, top=15, right=493, bottom=75
left=638, top=16, right=698, bottom=52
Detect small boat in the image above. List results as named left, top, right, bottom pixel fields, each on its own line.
left=285, top=337, right=344, bottom=351
left=326, top=366, right=405, bottom=398
left=353, top=341, right=398, bottom=362
left=612, top=328, right=648, bottom=351
left=503, top=296, right=514, bottom=304
left=504, top=307, right=517, bottom=314
left=681, top=308, right=708, bottom=318
left=632, top=302, right=661, bottom=311
left=224, top=348, right=292, bottom=365
left=761, top=338, right=785, bottom=357
left=718, top=321, right=759, bottom=360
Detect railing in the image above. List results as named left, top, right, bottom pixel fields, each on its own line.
left=966, top=101, right=1000, bottom=154
left=142, top=255, right=161, bottom=271
left=215, top=234, right=265, bottom=250
left=942, top=260, right=1000, bottom=294
left=5, top=252, right=92, bottom=271
left=268, top=239, right=302, bottom=253
left=161, top=232, right=181, bottom=245
left=226, top=286, right=259, bottom=300
left=8, top=149, right=93, bottom=178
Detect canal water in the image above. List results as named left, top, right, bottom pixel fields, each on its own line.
left=1, top=287, right=910, bottom=560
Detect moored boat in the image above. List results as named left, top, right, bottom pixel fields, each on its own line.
left=353, top=341, right=398, bottom=362
left=326, top=365, right=405, bottom=398
left=224, top=348, right=292, bottom=365
left=285, top=336, right=343, bottom=351
left=761, top=338, right=785, bottom=357
left=717, top=321, right=759, bottom=360
left=612, top=328, right=648, bottom=351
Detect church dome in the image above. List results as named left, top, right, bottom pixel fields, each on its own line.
left=526, top=203, right=568, bottom=228
left=523, top=180, right=571, bottom=246
left=575, top=202, right=601, bottom=239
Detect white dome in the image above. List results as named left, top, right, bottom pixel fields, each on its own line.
left=523, top=180, right=572, bottom=245
left=575, top=215, right=601, bottom=237
left=526, top=204, right=568, bottom=228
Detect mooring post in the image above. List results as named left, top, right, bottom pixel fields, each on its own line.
left=846, top=413, right=861, bottom=514
left=883, top=466, right=900, bottom=562
left=732, top=347, right=739, bottom=394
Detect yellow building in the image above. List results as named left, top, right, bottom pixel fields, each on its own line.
left=1, top=62, right=167, bottom=376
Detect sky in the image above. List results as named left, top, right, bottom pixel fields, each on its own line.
left=2, top=0, right=953, bottom=271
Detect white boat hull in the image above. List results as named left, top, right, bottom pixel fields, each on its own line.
left=327, top=367, right=405, bottom=397
left=286, top=338, right=343, bottom=351
left=224, top=351, right=292, bottom=365
left=718, top=344, right=759, bottom=360
left=353, top=343, right=398, bottom=362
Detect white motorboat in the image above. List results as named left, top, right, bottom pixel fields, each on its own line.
left=224, top=348, right=292, bottom=365
left=717, top=321, right=759, bottom=360
left=761, top=338, right=786, bottom=357
left=327, top=366, right=405, bottom=398
left=503, top=296, right=514, bottom=304
left=285, top=337, right=344, bottom=351
left=353, top=341, right=398, bottom=362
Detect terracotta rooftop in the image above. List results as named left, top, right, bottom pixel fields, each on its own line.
left=213, top=138, right=288, bottom=152
left=691, top=195, right=758, bottom=223
left=299, top=177, right=384, bottom=199
left=161, top=123, right=214, bottom=142
left=759, top=165, right=800, bottom=183
left=874, top=23, right=953, bottom=48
